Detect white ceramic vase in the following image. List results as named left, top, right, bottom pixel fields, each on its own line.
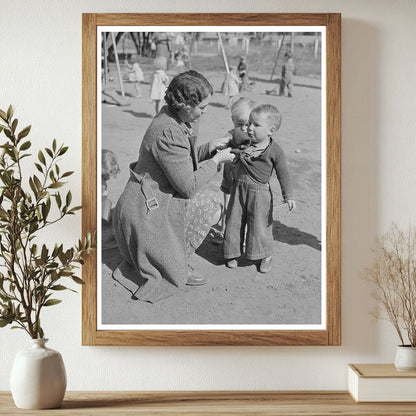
left=394, top=345, right=416, bottom=371
left=10, top=338, right=67, bottom=409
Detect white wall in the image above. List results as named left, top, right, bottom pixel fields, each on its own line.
left=1, top=0, right=416, bottom=391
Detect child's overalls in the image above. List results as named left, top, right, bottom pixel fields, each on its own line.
left=223, top=168, right=274, bottom=261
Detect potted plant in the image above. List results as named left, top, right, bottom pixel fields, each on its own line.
left=363, top=223, right=416, bottom=370
left=0, top=105, right=94, bottom=408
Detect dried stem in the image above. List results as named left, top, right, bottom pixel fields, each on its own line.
left=363, top=223, right=416, bottom=347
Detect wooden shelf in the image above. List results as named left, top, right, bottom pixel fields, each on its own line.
left=2, top=391, right=416, bottom=415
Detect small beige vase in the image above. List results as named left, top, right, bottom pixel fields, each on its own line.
left=10, top=339, right=67, bottom=409
left=394, top=345, right=416, bottom=371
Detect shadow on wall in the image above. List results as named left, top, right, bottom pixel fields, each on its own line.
left=341, top=18, right=381, bottom=355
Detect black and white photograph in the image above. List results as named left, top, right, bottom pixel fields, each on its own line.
left=97, top=26, right=326, bottom=330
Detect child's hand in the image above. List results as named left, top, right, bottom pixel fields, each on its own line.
left=285, top=199, right=296, bottom=211
left=209, top=134, right=232, bottom=153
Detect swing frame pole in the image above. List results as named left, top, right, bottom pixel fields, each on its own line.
left=270, top=34, right=285, bottom=81
left=111, top=32, right=125, bottom=97
left=217, top=32, right=229, bottom=73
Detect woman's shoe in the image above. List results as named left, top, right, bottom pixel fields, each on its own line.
left=186, top=273, right=207, bottom=286
left=259, top=256, right=272, bottom=273
left=186, top=267, right=207, bottom=286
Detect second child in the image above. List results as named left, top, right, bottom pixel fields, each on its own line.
left=213, top=97, right=256, bottom=245
left=223, top=104, right=296, bottom=273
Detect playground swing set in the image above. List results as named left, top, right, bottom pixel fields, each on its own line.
left=101, top=31, right=306, bottom=104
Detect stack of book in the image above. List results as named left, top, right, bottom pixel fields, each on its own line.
left=348, top=364, right=416, bottom=402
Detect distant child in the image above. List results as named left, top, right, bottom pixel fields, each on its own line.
left=266, top=51, right=295, bottom=97
left=102, top=149, right=120, bottom=223
left=174, top=51, right=186, bottom=73
left=213, top=97, right=256, bottom=245
left=223, top=104, right=296, bottom=273
left=181, top=46, right=190, bottom=70
left=126, top=55, right=144, bottom=97
left=150, top=37, right=157, bottom=57
left=237, top=56, right=248, bottom=92
left=222, top=67, right=240, bottom=109
left=150, top=56, right=169, bottom=114
left=279, top=51, right=295, bottom=97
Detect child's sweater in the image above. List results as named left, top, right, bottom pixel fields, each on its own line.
left=236, top=139, right=293, bottom=199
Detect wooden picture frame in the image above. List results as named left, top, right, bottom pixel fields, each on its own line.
left=82, top=13, right=341, bottom=346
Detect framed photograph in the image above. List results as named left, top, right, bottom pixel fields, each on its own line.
left=82, top=13, right=341, bottom=346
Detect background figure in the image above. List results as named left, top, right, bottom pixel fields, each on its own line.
left=237, top=56, right=248, bottom=92
left=125, top=55, right=144, bottom=97
left=150, top=57, right=169, bottom=115
left=102, top=87, right=130, bottom=106
left=279, top=51, right=295, bottom=97
left=102, top=149, right=120, bottom=223
left=181, top=46, right=190, bottom=70
left=174, top=51, right=186, bottom=73
left=222, top=67, right=240, bottom=109
left=154, top=32, right=171, bottom=70
left=266, top=51, right=295, bottom=97
left=149, top=37, right=156, bottom=57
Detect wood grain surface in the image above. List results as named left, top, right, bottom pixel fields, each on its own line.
left=350, top=364, right=416, bottom=378
left=82, top=13, right=341, bottom=346
left=2, top=391, right=416, bottom=415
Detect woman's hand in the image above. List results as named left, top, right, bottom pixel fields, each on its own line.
left=208, top=134, right=232, bottom=154
left=212, top=147, right=235, bottom=165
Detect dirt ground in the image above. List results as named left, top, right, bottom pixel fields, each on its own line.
left=100, top=67, right=322, bottom=326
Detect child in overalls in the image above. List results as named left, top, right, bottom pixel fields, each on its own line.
left=223, top=104, right=296, bottom=273
left=213, top=97, right=256, bottom=245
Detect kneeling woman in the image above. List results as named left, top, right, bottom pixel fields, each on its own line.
left=112, top=70, right=234, bottom=303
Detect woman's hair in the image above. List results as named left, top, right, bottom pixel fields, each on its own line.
left=231, top=97, right=256, bottom=124
left=164, top=70, right=213, bottom=112
left=102, top=149, right=120, bottom=182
